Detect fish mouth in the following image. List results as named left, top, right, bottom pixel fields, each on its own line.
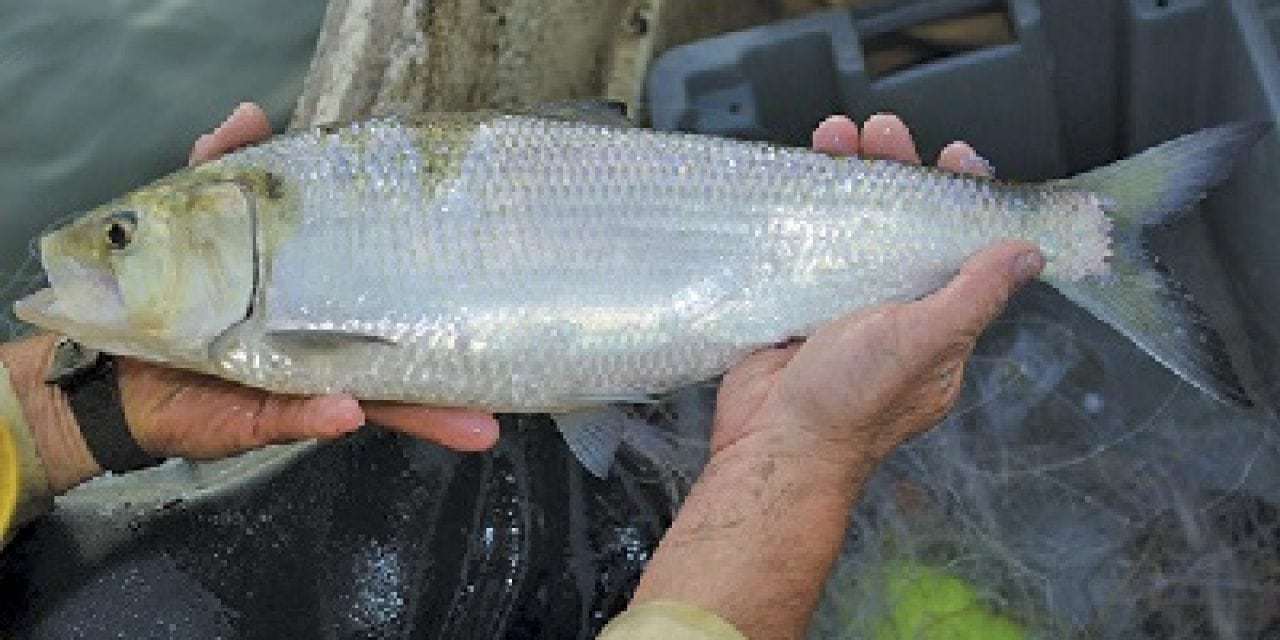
left=12, top=287, right=61, bottom=327
left=14, top=286, right=155, bottom=363
left=13, top=285, right=123, bottom=339
left=13, top=245, right=128, bottom=340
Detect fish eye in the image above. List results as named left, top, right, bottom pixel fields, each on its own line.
left=104, top=210, right=138, bottom=251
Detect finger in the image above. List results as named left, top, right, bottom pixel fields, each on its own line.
left=254, top=393, right=366, bottom=442
left=121, top=355, right=370, bottom=454
left=188, top=135, right=219, bottom=166
left=908, top=240, right=1043, bottom=358
left=860, top=113, right=921, bottom=164
left=188, top=102, right=272, bottom=165
left=364, top=403, right=500, bottom=452
left=724, top=343, right=799, bottom=386
left=812, top=115, right=861, bottom=155
left=937, top=141, right=993, bottom=177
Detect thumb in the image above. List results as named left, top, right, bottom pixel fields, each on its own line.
left=911, top=240, right=1043, bottom=355
left=120, top=355, right=368, bottom=458
left=195, top=393, right=364, bottom=457
left=188, top=102, right=272, bottom=165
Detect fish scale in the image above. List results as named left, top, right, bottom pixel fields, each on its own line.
left=196, top=114, right=1110, bottom=411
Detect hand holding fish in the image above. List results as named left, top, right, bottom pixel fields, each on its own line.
left=620, top=115, right=1044, bottom=639
left=710, top=114, right=1040, bottom=463
left=126, top=104, right=502, bottom=461
left=2, top=106, right=1020, bottom=499
left=4, top=104, right=500, bottom=495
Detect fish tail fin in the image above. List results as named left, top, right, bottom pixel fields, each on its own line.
left=1051, top=123, right=1269, bottom=406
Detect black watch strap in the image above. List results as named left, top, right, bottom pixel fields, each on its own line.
left=46, top=338, right=161, bottom=473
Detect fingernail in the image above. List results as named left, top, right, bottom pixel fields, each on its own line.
left=1012, top=250, right=1045, bottom=284
left=961, top=150, right=995, bottom=177
left=864, top=113, right=893, bottom=135
left=320, top=395, right=364, bottom=433
left=188, top=134, right=214, bottom=164
left=229, top=102, right=256, bottom=125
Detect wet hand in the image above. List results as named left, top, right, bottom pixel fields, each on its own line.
left=122, top=103, right=499, bottom=460
left=630, top=115, right=1043, bottom=638
left=713, top=114, right=1043, bottom=466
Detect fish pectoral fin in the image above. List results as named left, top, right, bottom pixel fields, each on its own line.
left=265, top=328, right=398, bottom=350
left=554, top=406, right=630, bottom=479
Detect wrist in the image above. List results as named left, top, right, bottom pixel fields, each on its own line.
left=633, top=424, right=877, bottom=638
left=0, top=333, right=102, bottom=494
left=722, top=397, right=887, bottom=484
left=710, top=425, right=877, bottom=516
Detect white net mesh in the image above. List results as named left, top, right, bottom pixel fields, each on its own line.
left=811, top=286, right=1280, bottom=639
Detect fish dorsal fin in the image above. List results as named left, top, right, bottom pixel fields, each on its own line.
left=513, top=99, right=634, bottom=128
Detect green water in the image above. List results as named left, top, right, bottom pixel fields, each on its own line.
left=0, top=0, right=327, bottom=327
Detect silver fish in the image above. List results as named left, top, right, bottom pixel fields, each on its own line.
left=15, top=103, right=1264, bottom=475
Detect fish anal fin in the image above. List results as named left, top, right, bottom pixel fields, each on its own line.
left=554, top=407, right=628, bottom=479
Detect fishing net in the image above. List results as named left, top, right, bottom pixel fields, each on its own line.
left=803, top=286, right=1280, bottom=639
left=605, top=278, right=1280, bottom=639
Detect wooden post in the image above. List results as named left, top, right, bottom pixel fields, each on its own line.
left=292, top=0, right=656, bottom=127
left=289, top=0, right=870, bottom=128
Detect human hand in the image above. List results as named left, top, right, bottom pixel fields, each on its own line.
left=626, top=114, right=1043, bottom=639
left=124, top=103, right=500, bottom=460
left=715, top=113, right=1041, bottom=468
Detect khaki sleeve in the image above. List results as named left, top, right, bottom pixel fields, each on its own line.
left=598, top=601, right=747, bottom=640
left=0, top=361, right=54, bottom=549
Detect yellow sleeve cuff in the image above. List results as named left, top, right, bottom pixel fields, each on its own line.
left=1, top=361, right=54, bottom=548
left=598, top=601, right=747, bottom=640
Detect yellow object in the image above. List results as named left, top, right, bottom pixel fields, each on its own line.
left=0, top=413, right=17, bottom=543
left=873, top=565, right=1026, bottom=640
left=0, top=362, right=53, bottom=549
left=598, top=600, right=746, bottom=639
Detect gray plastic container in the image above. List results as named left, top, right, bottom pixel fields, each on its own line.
left=647, top=0, right=1280, bottom=406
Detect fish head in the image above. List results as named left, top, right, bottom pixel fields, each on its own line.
left=15, top=167, right=259, bottom=364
